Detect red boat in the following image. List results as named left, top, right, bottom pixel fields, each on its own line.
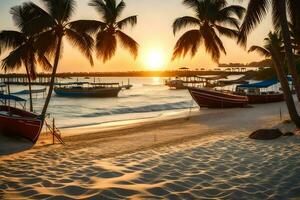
left=236, top=79, right=285, bottom=104
left=246, top=93, right=284, bottom=104
left=0, top=95, right=42, bottom=143
left=188, top=87, right=248, bottom=108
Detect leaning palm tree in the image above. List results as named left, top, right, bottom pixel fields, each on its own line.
left=69, top=0, right=138, bottom=63
left=172, top=0, right=245, bottom=63
left=20, top=0, right=94, bottom=119
left=0, top=5, right=52, bottom=112
left=248, top=32, right=300, bottom=126
left=238, top=0, right=300, bottom=101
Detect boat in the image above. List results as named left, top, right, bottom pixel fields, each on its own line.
left=188, top=87, right=248, bottom=108
left=236, top=79, right=285, bottom=104
left=11, top=88, right=46, bottom=95
left=165, top=79, right=187, bottom=89
left=0, top=94, right=42, bottom=143
left=122, top=84, right=133, bottom=90
left=54, top=82, right=122, bottom=98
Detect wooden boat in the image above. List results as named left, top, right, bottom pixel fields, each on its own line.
left=54, top=82, right=122, bottom=98
left=246, top=92, right=284, bottom=104
left=188, top=87, right=248, bottom=108
left=0, top=94, right=42, bottom=143
left=236, top=79, right=284, bottom=104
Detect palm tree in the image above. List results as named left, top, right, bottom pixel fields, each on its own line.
left=172, top=0, right=245, bottom=63
left=69, top=0, right=139, bottom=62
left=20, top=0, right=94, bottom=119
left=248, top=32, right=300, bottom=126
left=238, top=0, right=300, bottom=101
left=0, top=5, right=52, bottom=112
left=289, top=22, right=300, bottom=55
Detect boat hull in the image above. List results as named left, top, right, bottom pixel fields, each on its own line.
left=247, top=93, right=284, bottom=104
left=0, top=106, right=42, bottom=143
left=54, top=87, right=122, bottom=98
left=188, top=87, right=248, bottom=108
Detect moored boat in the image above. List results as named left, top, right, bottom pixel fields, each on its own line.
left=236, top=79, right=285, bottom=104
left=54, top=82, right=122, bottom=98
left=188, top=87, right=248, bottom=108
left=0, top=94, right=42, bottom=143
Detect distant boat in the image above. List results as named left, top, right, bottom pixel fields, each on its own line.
left=188, top=87, right=248, bottom=108
left=0, top=94, right=42, bottom=143
left=122, top=84, right=133, bottom=90
left=12, top=88, right=46, bottom=95
left=54, top=82, right=122, bottom=98
left=236, top=79, right=285, bottom=104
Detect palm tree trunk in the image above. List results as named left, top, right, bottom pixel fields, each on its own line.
left=40, top=36, right=63, bottom=120
left=25, top=64, right=33, bottom=112
left=277, top=0, right=300, bottom=101
left=271, top=49, right=300, bottom=127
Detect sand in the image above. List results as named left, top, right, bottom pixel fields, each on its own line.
left=1, top=101, right=300, bottom=199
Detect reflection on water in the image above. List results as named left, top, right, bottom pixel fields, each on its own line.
left=5, top=77, right=195, bottom=128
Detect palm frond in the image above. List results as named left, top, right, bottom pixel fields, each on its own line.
left=18, top=2, right=56, bottom=35
left=183, top=0, right=200, bottom=9
left=238, top=0, right=270, bottom=46
left=95, top=30, right=117, bottom=62
left=214, top=25, right=239, bottom=38
left=42, top=0, right=76, bottom=24
left=214, top=34, right=226, bottom=55
left=69, top=20, right=106, bottom=34
left=65, top=29, right=94, bottom=66
left=89, top=0, right=113, bottom=23
left=117, top=16, right=137, bottom=30
left=271, top=0, right=281, bottom=31
left=37, top=53, right=53, bottom=71
left=34, top=29, right=58, bottom=58
left=201, top=26, right=221, bottom=63
left=172, top=29, right=202, bottom=60
left=1, top=45, right=27, bottom=72
left=116, top=0, right=126, bottom=19
left=219, top=5, right=246, bottom=20
left=0, top=31, right=26, bottom=52
left=116, top=30, right=138, bottom=59
left=173, top=16, right=200, bottom=35
left=248, top=45, right=271, bottom=57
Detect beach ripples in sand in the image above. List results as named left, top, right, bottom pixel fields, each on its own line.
left=1, top=137, right=300, bottom=199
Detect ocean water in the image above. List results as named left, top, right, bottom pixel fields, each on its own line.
left=6, top=75, right=278, bottom=129
left=7, top=77, right=197, bottom=129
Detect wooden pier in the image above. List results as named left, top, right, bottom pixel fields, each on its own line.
left=0, top=76, right=58, bottom=86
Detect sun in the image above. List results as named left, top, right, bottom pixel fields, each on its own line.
left=145, top=49, right=165, bottom=70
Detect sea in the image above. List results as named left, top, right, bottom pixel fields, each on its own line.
left=5, top=75, right=276, bottom=129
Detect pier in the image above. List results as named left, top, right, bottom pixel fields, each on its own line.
left=0, top=76, right=57, bottom=86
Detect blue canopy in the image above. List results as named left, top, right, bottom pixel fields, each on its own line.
left=237, top=79, right=278, bottom=89
left=237, top=76, right=293, bottom=89
left=0, top=94, right=26, bottom=102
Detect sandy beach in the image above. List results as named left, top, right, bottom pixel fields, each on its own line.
left=1, top=101, right=300, bottom=199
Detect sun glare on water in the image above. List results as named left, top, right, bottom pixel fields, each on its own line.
left=145, top=49, right=165, bottom=70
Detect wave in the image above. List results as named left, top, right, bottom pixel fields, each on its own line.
left=81, top=101, right=196, bottom=118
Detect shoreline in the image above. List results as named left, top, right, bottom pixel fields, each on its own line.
left=1, top=101, right=300, bottom=199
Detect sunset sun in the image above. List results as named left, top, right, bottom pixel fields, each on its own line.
left=145, top=49, right=165, bottom=70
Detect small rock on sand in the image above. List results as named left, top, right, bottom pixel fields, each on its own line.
left=249, top=129, right=283, bottom=140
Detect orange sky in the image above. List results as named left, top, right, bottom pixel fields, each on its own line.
left=0, top=0, right=273, bottom=73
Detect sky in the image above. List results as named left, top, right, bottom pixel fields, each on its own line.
left=0, top=0, right=273, bottom=73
